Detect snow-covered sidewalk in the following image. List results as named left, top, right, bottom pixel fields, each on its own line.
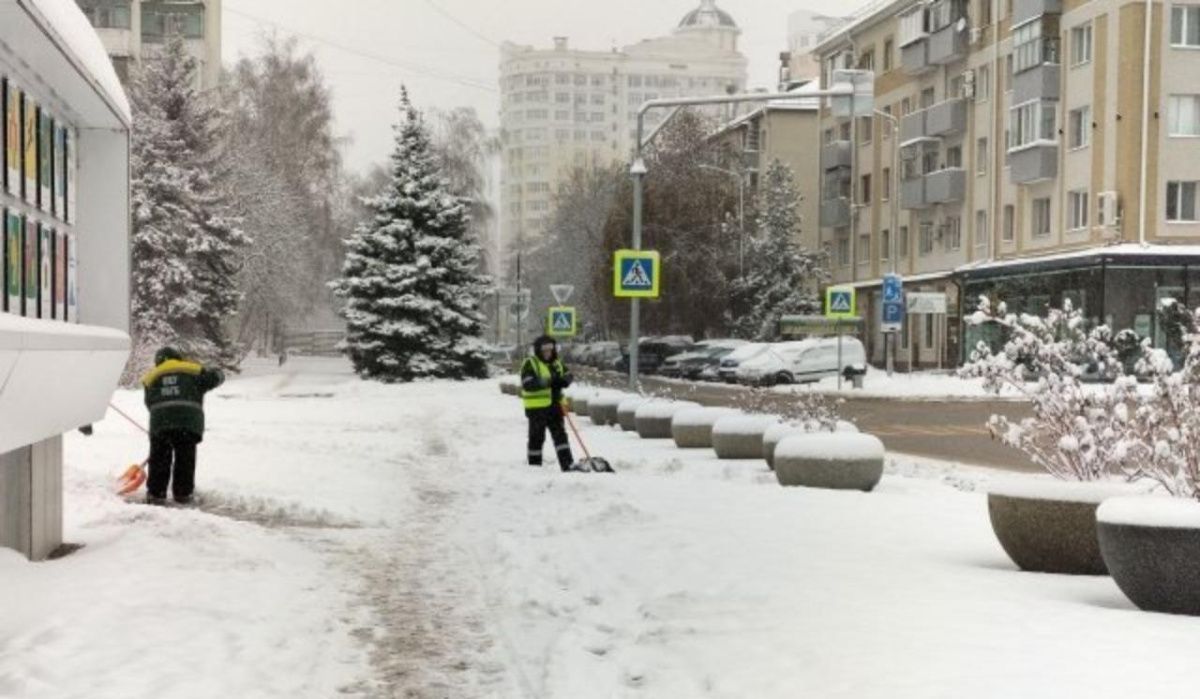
left=3, top=358, right=1198, bottom=698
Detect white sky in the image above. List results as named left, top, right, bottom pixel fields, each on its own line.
left=221, top=0, right=864, bottom=175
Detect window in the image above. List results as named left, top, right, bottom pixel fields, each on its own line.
left=979, top=0, right=993, bottom=26
left=1013, top=18, right=1060, bottom=73
left=142, top=1, right=205, bottom=40
left=946, top=145, right=963, bottom=169
left=884, top=38, right=895, bottom=71
left=1071, top=24, right=1093, bottom=65
left=1167, top=181, right=1199, bottom=221
left=859, top=116, right=874, bottom=143
left=945, top=216, right=962, bottom=250
left=1005, top=54, right=1014, bottom=88
left=919, top=222, right=934, bottom=255
left=898, top=8, right=929, bottom=47
left=79, top=0, right=132, bottom=29
left=881, top=229, right=891, bottom=261
left=921, top=87, right=936, bottom=109
left=1003, top=204, right=1016, bottom=241
left=901, top=97, right=912, bottom=116
left=976, top=210, right=989, bottom=249
left=859, top=49, right=876, bottom=71
left=836, top=236, right=851, bottom=266
left=950, top=74, right=965, bottom=100
left=1010, top=100, right=1057, bottom=149
left=858, top=234, right=871, bottom=262
left=882, top=105, right=894, bottom=139
left=899, top=226, right=909, bottom=258
left=1172, top=6, right=1200, bottom=47
left=976, top=138, right=989, bottom=175
left=1032, top=197, right=1052, bottom=237
left=922, top=149, right=939, bottom=176
left=1168, top=95, right=1200, bottom=136
left=840, top=122, right=852, bottom=141
left=1069, top=106, right=1091, bottom=148
left=977, top=65, right=991, bottom=101
left=1068, top=190, right=1089, bottom=229
left=861, top=174, right=872, bottom=204
left=882, top=167, right=892, bottom=200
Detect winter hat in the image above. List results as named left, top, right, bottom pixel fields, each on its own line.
left=155, top=346, right=184, bottom=365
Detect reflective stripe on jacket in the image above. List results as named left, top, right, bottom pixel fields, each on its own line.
left=520, top=357, right=563, bottom=410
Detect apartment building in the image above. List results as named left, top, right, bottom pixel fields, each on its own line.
left=708, top=81, right=823, bottom=254
left=75, top=0, right=222, bottom=90
left=499, top=0, right=747, bottom=250
left=816, top=0, right=1200, bottom=368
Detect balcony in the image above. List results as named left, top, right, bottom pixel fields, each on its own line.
left=928, top=23, right=968, bottom=66
left=925, top=98, right=967, bottom=137
left=900, top=111, right=926, bottom=143
left=925, top=168, right=966, bottom=204
left=1009, top=143, right=1059, bottom=184
left=1013, top=62, right=1060, bottom=103
left=901, top=40, right=935, bottom=76
left=1013, top=0, right=1062, bottom=26
left=822, top=141, right=852, bottom=171
left=820, top=197, right=852, bottom=227
left=901, top=177, right=930, bottom=210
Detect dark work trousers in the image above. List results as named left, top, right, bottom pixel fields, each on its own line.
left=526, top=407, right=574, bottom=470
left=147, top=429, right=201, bottom=501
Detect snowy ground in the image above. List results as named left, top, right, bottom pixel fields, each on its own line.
left=3, top=358, right=1199, bottom=698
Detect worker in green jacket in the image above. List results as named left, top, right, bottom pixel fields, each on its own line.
left=141, top=347, right=225, bottom=505
left=521, top=335, right=576, bottom=470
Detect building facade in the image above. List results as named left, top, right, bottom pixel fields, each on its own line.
left=0, top=0, right=132, bottom=560
left=786, top=10, right=846, bottom=82
left=499, top=0, right=747, bottom=251
left=815, top=0, right=1200, bottom=368
left=75, top=0, right=222, bottom=89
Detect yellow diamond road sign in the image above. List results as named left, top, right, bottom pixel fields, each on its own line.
left=613, top=249, right=661, bottom=298
left=825, top=286, right=857, bottom=319
left=547, top=306, right=577, bottom=337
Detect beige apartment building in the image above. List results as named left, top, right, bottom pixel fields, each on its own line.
left=815, top=0, right=1200, bottom=368
left=499, top=0, right=747, bottom=251
left=75, top=0, right=222, bottom=90
left=708, top=82, right=823, bottom=254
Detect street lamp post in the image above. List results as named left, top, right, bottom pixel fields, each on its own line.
left=626, top=86, right=857, bottom=389
left=699, top=163, right=745, bottom=277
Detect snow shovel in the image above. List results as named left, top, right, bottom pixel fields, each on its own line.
left=108, top=402, right=150, bottom=496
left=561, top=404, right=615, bottom=474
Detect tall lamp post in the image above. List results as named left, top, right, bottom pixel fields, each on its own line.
left=699, top=163, right=746, bottom=277
left=626, top=84, right=858, bottom=389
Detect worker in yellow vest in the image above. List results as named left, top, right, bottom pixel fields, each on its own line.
left=520, top=335, right=576, bottom=470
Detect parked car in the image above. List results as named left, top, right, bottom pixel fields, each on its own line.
left=736, top=336, right=868, bottom=386
left=590, top=341, right=622, bottom=370
left=660, top=339, right=747, bottom=379
left=718, top=342, right=771, bottom=383
left=615, top=336, right=695, bottom=373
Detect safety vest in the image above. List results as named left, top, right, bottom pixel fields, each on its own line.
left=521, top=357, right=564, bottom=410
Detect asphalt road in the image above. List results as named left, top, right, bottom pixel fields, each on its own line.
left=580, top=370, right=1039, bottom=473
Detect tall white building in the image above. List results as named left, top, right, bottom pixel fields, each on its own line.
left=499, top=0, right=747, bottom=251
left=785, top=9, right=845, bottom=83
left=74, top=0, right=222, bottom=90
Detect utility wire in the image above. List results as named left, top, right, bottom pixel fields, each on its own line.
left=421, top=0, right=501, bottom=48
left=224, top=4, right=497, bottom=93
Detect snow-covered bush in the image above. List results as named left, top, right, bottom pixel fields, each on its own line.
left=733, top=388, right=840, bottom=432
left=960, top=296, right=1143, bottom=481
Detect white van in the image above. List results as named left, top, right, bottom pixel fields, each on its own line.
left=735, top=337, right=867, bottom=386
left=717, top=342, right=770, bottom=383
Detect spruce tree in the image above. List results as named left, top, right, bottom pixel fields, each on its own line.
left=730, top=160, right=827, bottom=340
left=332, top=88, right=489, bottom=382
left=128, top=36, right=246, bottom=377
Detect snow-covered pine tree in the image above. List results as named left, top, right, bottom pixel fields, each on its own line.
left=332, top=88, right=489, bottom=382
left=730, top=160, right=827, bottom=340
left=127, top=36, right=246, bottom=378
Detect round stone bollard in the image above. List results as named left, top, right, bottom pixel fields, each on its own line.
left=588, top=393, right=626, bottom=426
left=635, top=401, right=701, bottom=439
left=774, top=433, right=885, bottom=492
left=762, top=423, right=806, bottom=470
left=712, top=415, right=778, bottom=459
left=571, top=390, right=593, bottom=416
left=499, top=377, right=520, bottom=396
left=617, top=397, right=649, bottom=432
left=671, top=407, right=739, bottom=449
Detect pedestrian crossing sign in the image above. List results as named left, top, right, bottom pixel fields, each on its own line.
left=825, top=286, right=857, bottom=319
left=547, top=306, right=577, bottom=337
left=613, top=249, right=661, bottom=298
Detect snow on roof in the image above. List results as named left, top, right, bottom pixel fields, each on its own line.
left=23, top=0, right=131, bottom=124
left=958, top=243, right=1200, bottom=276
left=814, top=0, right=917, bottom=54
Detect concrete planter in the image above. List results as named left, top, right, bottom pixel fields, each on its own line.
left=712, top=415, right=777, bottom=459
left=987, top=481, right=1138, bottom=576
left=499, top=378, right=520, bottom=396
left=571, top=392, right=593, bottom=416
left=617, top=397, right=648, bottom=432
left=775, top=433, right=885, bottom=492
left=1098, top=497, right=1200, bottom=615
left=635, top=401, right=701, bottom=439
left=588, top=393, right=626, bottom=427
left=762, top=424, right=806, bottom=470
left=671, top=407, right=739, bottom=449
